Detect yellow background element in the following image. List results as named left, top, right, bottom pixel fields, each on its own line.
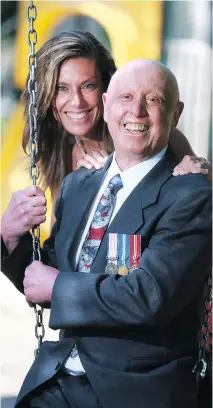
left=2, top=1, right=162, bottom=242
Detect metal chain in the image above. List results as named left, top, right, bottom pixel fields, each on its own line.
left=193, top=269, right=212, bottom=383
left=27, top=0, right=45, bottom=357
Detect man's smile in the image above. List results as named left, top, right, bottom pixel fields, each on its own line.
left=124, top=123, right=149, bottom=134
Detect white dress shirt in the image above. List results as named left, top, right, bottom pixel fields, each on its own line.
left=63, top=145, right=168, bottom=375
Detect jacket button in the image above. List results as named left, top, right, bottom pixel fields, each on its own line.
left=55, top=361, right=60, bottom=370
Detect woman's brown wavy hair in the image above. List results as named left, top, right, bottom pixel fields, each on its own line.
left=22, top=30, right=117, bottom=190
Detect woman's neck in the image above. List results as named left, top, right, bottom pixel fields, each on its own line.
left=75, top=135, right=104, bottom=155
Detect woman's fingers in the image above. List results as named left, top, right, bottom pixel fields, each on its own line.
left=173, top=155, right=211, bottom=176
left=77, top=154, right=99, bottom=169
left=77, top=150, right=109, bottom=170
left=99, top=149, right=109, bottom=158
left=89, top=151, right=108, bottom=167
left=77, top=157, right=94, bottom=169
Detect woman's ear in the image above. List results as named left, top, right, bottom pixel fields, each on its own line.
left=172, top=101, right=184, bottom=127
left=102, top=93, right=108, bottom=123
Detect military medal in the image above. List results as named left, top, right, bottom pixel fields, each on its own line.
left=129, top=235, right=141, bottom=272
left=105, top=233, right=118, bottom=274
left=105, top=262, right=117, bottom=274
left=118, top=264, right=129, bottom=275
left=118, top=235, right=129, bottom=275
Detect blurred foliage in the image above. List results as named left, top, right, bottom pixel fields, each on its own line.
left=1, top=1, right=18, bottom=23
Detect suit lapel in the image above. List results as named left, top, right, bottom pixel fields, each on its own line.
left=109, top=145, right=177, bottom=234
left=91, top=146, right=178, bottom=273
left=65, top=155, right=113, bottom=269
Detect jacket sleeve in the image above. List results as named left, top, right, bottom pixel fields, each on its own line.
left=49, top=186, right=212, bottom=329
left=1, top=233, right=33, bottom=293
left=0, top=178, right=66, bottom=294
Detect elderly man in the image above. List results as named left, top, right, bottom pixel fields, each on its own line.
left=1, top=59, right=211, bottom=408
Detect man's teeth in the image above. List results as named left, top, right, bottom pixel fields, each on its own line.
left=125, top=123, right=149, bottom=131
left=66, top=111, right=88, bottom=119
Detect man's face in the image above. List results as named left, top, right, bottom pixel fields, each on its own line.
left=103, top=63, right=180, bottom=162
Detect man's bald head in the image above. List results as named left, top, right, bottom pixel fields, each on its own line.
left=107, top=59, right=180, bottom=108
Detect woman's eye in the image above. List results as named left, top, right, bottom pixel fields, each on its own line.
left=82, top=83, right=97, bottom=90
left=57, top=85, right=68, bottom=92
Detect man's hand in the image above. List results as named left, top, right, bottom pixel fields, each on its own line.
left=1, top=186, right=46, bottom=253
left=24, top=261, right=59, bottom=304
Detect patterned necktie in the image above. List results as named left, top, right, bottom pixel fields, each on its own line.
left=78, top=174, right=123, bottom=273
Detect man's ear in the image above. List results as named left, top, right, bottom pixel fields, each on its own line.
left=102, top=93, right=108, bottom=123
left=172, top=101, right=184, bottom=127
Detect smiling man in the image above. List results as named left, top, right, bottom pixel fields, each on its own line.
left=103, top=59, right=183, bottom=168
left=1, top=59, right=212, bottom=408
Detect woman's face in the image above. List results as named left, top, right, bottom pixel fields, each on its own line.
left=53, top=57, right=103, bottom=139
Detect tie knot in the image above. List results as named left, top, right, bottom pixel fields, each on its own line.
left=108, top=174, right=123, bottom=193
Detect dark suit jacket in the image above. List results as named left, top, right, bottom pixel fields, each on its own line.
left=1, top=146, right=212, bottom=408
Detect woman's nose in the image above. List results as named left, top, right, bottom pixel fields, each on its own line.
left=69, top=90, right=85, bottom=108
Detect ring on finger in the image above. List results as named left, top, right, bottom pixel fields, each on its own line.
left=201, top=161, right=208, bottom=169
left=76, top=160, right=81, bottom=169
left=200, top=158, right=207, bottom=165
left=202, top=168, right=209, bottom=174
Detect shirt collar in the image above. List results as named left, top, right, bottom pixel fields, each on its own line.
left=108, top=145, right=168, bottom=188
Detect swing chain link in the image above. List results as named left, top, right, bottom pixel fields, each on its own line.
left=193, top=269, right=212, bottom=383
left=27, top=0, right=45, bottom=356
left=34, top=307, right=45, bottom=357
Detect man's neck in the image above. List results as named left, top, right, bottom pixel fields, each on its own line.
left=114, top=145, right=168, bottom=171
left=115, top=155, right=148, bottom=171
